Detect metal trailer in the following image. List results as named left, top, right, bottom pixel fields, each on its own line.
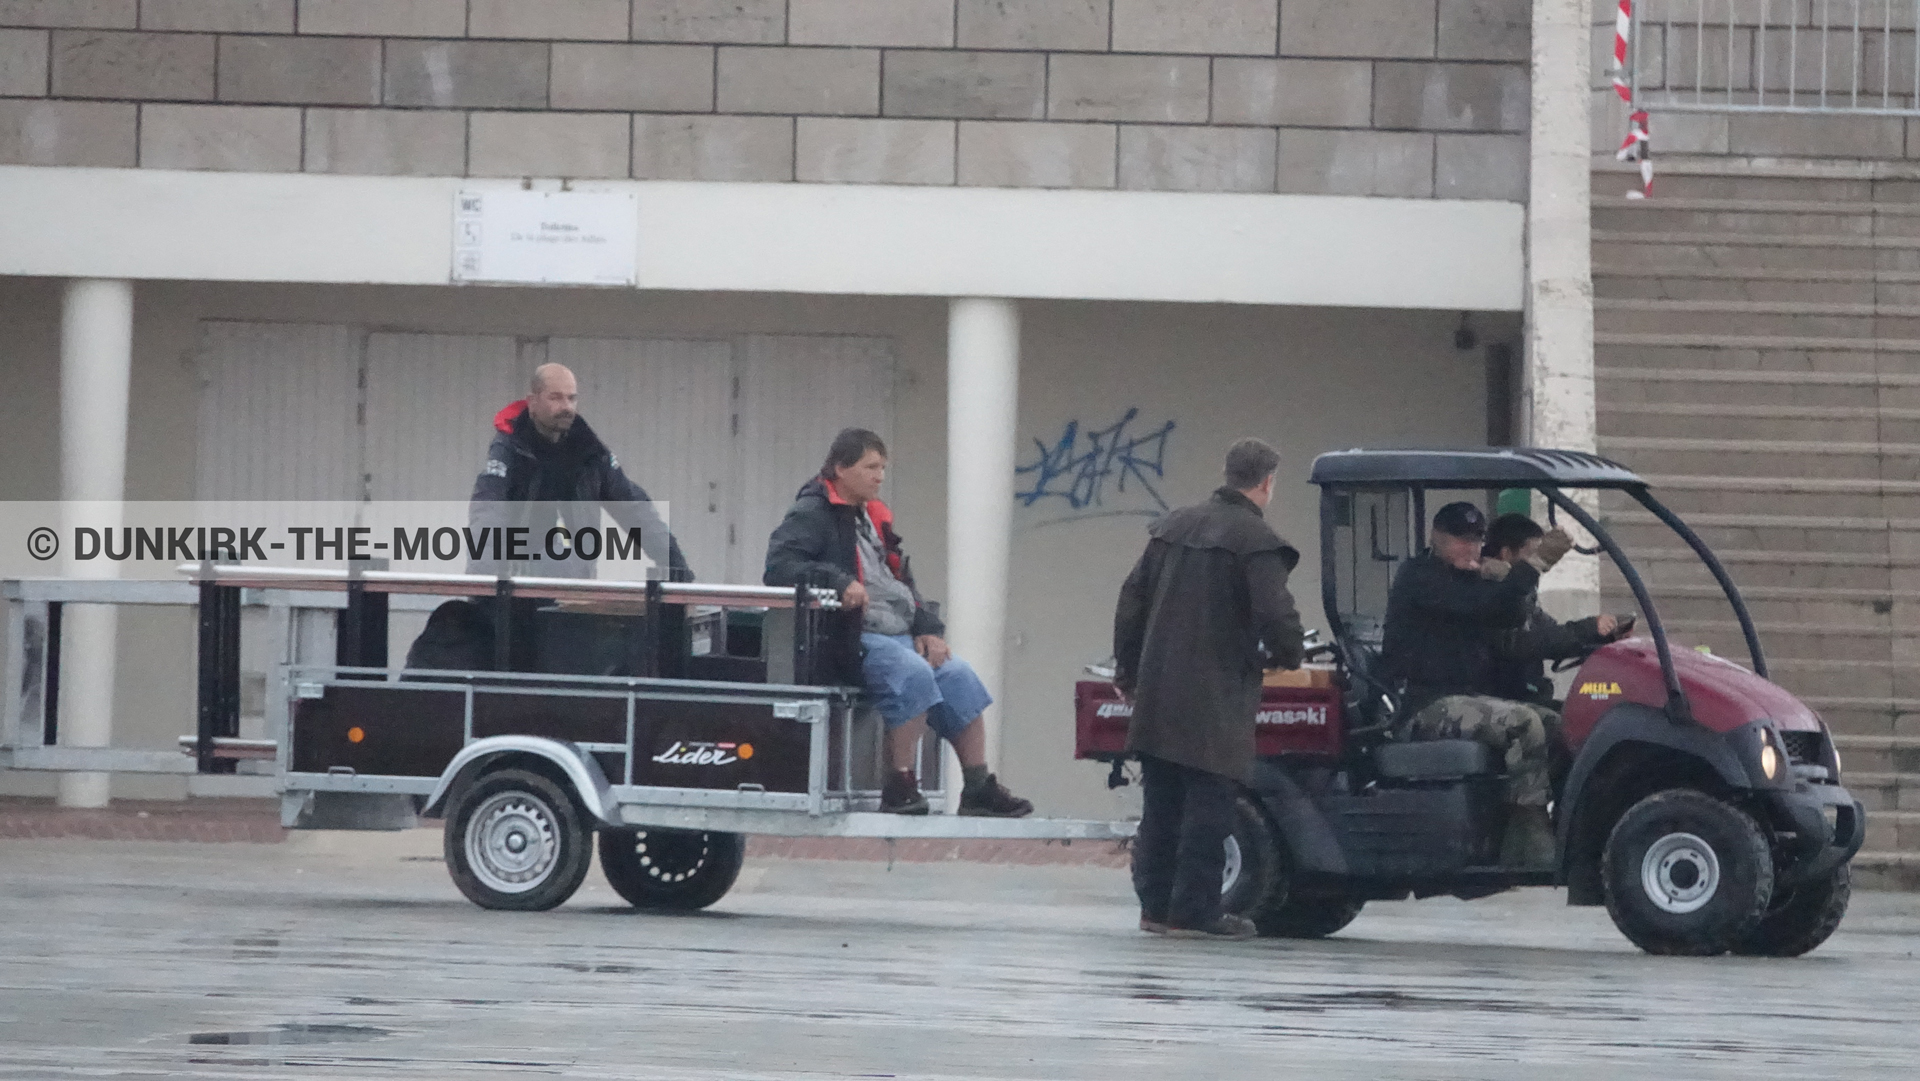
left=2, top=567, right=1132, bottom=912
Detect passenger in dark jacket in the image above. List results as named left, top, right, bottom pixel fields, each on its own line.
left=468, top=363, right=691, bottom=581
left=1479, top=513, right=1631, bottom=705
left=1113, top=438, right=1305, bottom=940
left=1477, top=513, right=1634, bottom=802
left=765, top=428, right=1032, bottom=819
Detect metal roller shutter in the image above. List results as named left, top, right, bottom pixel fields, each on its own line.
left=196, top=323, right=896, bottom=587
left=194, top=321, right=364, bottom=501
left=548, top=337, right=736, bottom=580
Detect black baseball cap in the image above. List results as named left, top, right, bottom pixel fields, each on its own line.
left=1432, top=502, right=1487, bottom=538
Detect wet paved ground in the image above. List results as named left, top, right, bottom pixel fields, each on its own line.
left=2, top=831, right=1918, bottom=1080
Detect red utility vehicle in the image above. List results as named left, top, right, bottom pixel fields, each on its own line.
left=1077, top=449, right=1863, bottom=956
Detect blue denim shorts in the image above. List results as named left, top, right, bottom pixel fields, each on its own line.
left=859, top=633, right=992, bottom=737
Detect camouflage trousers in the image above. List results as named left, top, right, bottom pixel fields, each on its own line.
left=1407, top=696, right=1558, bottom=808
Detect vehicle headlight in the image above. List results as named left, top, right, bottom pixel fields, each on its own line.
left=1760, top=740, right=1780, bottom=781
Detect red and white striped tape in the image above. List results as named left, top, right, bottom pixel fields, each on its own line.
left=1612, top=0, right=1651, bottom=198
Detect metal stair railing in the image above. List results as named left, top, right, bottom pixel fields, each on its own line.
left=1626, top=0, right=1920, bottom=116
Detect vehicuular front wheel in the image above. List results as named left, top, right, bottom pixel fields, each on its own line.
left=444, top=768, right=594, bottom=911
left=1602, top=789, right=1773, bottom=956
left=599, top=827, right=746, bottom=910
left=1731, top=864, right=1850, bottom=958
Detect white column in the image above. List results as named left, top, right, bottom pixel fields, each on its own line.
left=1526, top=0, right=1600, bottom=623
left=57, top=279, right=134, bottom=809
left=946, top=298, right=1020, bottom=775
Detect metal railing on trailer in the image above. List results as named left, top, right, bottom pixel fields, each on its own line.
left=0, top=568, right=849, bottom=779
left=2, top=566, right=1135, bottom=846
left=1, top=576, right=337, bottom=780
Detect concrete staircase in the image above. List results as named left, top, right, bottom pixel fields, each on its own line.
left=1591, top=166, right=1920, bottom=889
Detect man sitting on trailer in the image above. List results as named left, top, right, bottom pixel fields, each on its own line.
left=1381, top=502, right=1570, bottom=871
left=764, top=428, right=1033, bottom=818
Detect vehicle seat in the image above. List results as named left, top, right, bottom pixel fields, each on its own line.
left=1373, top=739, right=1492, bottom=781
left=1338, top=640, right=1400, bottom=737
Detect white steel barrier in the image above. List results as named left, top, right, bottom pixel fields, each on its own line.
left=1626, top=0, right=1920, bottom=115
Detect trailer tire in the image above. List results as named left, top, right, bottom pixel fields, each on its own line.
left=1730, top=864, right=1851, bottom=958
left=1220, top=794, right=1284, bottom=922
left=599, top=827, right=746, bottom=911
left=444, top=769, right=594, bottom=911
left=1601, top=789, right=1773, bottom=956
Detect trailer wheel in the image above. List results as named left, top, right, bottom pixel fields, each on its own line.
left=1601, top=789, right=1773, bottom=956
left=1220, top=794, right=1283, bottom=921
left=444, top=769, right=594, bottom=912
left=1730, top=864, right=1851, bottom=958
left=599, top=827, right=745, bottom=911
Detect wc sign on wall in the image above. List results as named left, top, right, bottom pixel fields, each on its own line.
left=451, top=190, right=640, bottom=287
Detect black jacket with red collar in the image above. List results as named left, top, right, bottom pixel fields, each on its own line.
left=469, top=400, right=691, bottom=580
left=763, top=476, right=944, bottom=639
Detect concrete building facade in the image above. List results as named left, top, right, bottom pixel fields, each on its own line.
left=1, top=0, right=1533, bottom=197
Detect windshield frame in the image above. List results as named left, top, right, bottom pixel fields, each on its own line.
left=1315, top=478, right=1770, bottom=726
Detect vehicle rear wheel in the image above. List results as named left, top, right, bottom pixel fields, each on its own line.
left=1730, top=864, right=1851, bottom=958
left=1253, top=892, right=1366, bottom=939
left=444, top=768, right=594, bottom=911
left=1219, top=794, right=1283, bottom=921
left=1217, top=794, right=1364, bottom=938
left=1601, top=789, right=1773, bottom=956
left=599, top=827, right=746, bottom=911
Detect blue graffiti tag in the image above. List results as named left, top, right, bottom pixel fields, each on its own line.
left=1015, top=408, right=1175, bottom=518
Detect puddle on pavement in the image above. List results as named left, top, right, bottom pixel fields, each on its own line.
left=1240, top=989, right=1643, bottom=1021
left=551, top=961, right=649, bottom=975
left=188, top=1023, right=391, bottom=1046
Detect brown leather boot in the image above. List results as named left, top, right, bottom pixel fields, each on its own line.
left=958, top=772, right=1033, bottom=818
left=1166, top=914, right=1257, bottom=941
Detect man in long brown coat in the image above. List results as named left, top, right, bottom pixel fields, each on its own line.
left=1113, top=438, right=1305, bottom=940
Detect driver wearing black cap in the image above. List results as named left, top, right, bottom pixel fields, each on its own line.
left=1381, top=501, right=1574, bottom=870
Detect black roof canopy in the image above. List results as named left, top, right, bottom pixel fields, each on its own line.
left=1309, top=448, right=1646, bottom=489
